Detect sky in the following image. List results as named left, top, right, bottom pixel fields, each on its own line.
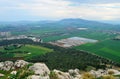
left=0, top=0, right=120, bottom=23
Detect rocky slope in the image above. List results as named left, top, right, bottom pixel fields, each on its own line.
left=0, top=60, right=120, bottom=79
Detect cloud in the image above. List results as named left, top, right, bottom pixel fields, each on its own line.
left=67, top=0, right=120, bottom=4
left=0, top=0, right=120, bottom=21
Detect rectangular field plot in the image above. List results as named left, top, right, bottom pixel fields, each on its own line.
left=49, top=37, right=98, bottom=48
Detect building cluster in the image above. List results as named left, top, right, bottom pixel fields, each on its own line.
left=0, top=35, right=42, bottom=42
left=114, top=36, right=120, bottom=40
left=0, top=32, right=11, bottom=37
left=28, top=37, right=42, bottom=42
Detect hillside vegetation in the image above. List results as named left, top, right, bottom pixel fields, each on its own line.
left=0, top=43, right=53, bottom=61
left=0, top=39, right=119, bottom=71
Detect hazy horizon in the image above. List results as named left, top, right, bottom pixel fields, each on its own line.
left=0, top=0, right=120, bottom=24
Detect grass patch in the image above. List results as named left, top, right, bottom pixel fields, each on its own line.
left=0, top=45, right=53, bottom=60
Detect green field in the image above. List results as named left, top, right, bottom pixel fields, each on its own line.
left=43, top=30, right=114, bottom=42
left=0, top=45, right=53, bottom=58
left=22, top=27, right=120, bottom=63
left=75, top=39, right=120, bottom=63
left=33, top=28, right=120, bottom=63
left=1, top=24, right=120, bottom=64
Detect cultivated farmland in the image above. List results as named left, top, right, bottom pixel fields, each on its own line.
left=75, top=39, right=120, bottom=63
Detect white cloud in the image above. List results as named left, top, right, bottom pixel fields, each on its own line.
left=0, top=0, right=120, bottom=20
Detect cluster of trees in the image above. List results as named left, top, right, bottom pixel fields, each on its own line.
left=26, top=48, right=115, bottom=71
left=4, top=44, right=23, bottom=50
left=0, top=51, right=14, bottom=61
left=0, top=39, right=120, bottom=71
left=0, top=39, right=34, bottom=46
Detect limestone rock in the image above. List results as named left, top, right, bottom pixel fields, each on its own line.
left=90, top=69, right=107, bottom=78
left=29, top=63, right=50, bottom=76
left=53, top=69, right=72, bottom=79
left=11, top=71, right=17, bottom=75
left=0, top=62, right=4, bottom=69
left=0, top=61, right=14, bottom=71
left=74, top=75, right=82, bottom=79
left=107, top=69, right=119, bottom=75
left=14, top=60, right=29, bottom=68
left=28, top=63, right=50, bottom=79
left=68, top=69, right=81, bottom=79
left=27, top=75, right=40, bottom=79
left=69, top=69, right=80, bottom=76
left=27, top=75, right=50, bottom=79
left=0, top=73, right=4, bottom=77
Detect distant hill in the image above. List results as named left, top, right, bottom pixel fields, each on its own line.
left=0, top=18, right=120, bottom=31
left=39, top=18, right=119, bottom=32
left=57, top=18, right=115, bottom=28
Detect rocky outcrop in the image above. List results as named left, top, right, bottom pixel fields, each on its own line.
left=0, top=60, right=28, bottom=71
left=10, top=71, right=17, bottom=75
left=52, top=69, right=120, bottom=79
left=27, top=75, right=50, bottom=79
left=0, top=73, right=4, bottom=77
left=28, top=63, right=50, bottom=79
left=53, top=69, right=72, bottom=79
left=90, top=69, right=120, bottom=78
left=27, top=75, right=40, bottom=79
left=0, top=62, right=4, bottom=68
left=68, top=69, right=82, bottom=79
left=51, top=69, right=82, bottom=79
left=107, top=69, right=119, bottom=75
left=14, top=60, right=29, bottom=68
left=90, top=69, right=107, bottom=78
left=0, top=60, right=120, bottom=79
left=0, top=61, right=14, bottom=71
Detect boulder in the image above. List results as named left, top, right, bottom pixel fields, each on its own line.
left=0, top=61, right=14, bottom=71
left=14, top=60, right=29, bottom=68
left=69, top=69, right=80, bottom=76
left=90, top=69, right=107, bottom=78
left=0, top=62, right=4, bottom=69
left=114, top=72, right=120, bottom=76
left=68, top=69, right=81, bottom=79
left=74, top=75, right=82, bottom=79
left=53, top=69, right=72, bottom=79
left=107, top=69, right=119, bottom=75
left=0, top=73, right=4, bottom=77
left=29, top=63, right=50, bottom=79
left=29, top=63, right=50, bottom=76
left=10, top=71, right=17, bottom=75
left=27, top=75, right=40, bottom=79
left=27, top=75, right=50, bottom=79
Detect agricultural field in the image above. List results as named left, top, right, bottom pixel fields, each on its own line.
left=0, top=20, right=120, bottom=64
left=31, top=26, right=120, bottom=63
left=75, top=39, right=120, bottom=63
left=0, top=44, right=53, bottom=60
left=43, top=29, right=114, bottom=42
left=1, top=25, right=119, bottom=64
left=37, top=28, right=120, bottom=63
left=19, top=27, right=120, bottom=63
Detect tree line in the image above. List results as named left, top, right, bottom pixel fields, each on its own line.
left=0, top=39, right=120, bottom=71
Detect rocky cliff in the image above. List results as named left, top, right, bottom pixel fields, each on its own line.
left=0, top=60, right=120, bottom=79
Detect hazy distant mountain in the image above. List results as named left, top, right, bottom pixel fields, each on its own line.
left=0, top=18, right=119, bottom=29
left=49, top=18, right=119, bottom=29
left=59, top=18, right=112, bottom=26
left=101, top=20, right=120, bottom=25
